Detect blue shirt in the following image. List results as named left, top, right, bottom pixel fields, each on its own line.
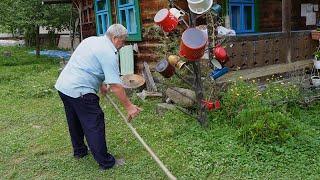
left=55, top=35, right=122, bottom=98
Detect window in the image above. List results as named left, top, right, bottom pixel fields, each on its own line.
left=94, top=0, right=112, bottom=36
left=229, top=0, right=255, bottom=33
left=117, top=0, right=142, bottom=41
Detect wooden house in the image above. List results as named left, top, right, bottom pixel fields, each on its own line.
left=43, top=0, right=320, bottom=73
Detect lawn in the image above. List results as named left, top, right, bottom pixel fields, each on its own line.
left=0, top=46, right=320, bottom=179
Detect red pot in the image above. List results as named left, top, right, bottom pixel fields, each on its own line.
left=202, top=100, right=214, bottom=110
left=155, top=59, right=175, bottom=78
left=154, top=9, right=179, bottom=33
left=214, top=46, right=228, bottom=62
left=179, top=28, right=207, bottom=61
left=214, top=100, right=221, bottom=109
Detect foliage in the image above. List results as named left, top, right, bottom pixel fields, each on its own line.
left=142, top=25, right=181, bottom=58
left=220, top=79, right=301, bottom=144
left=314, top=50, right=320, bottom=60
left=0, top=0, right=74, bottom=45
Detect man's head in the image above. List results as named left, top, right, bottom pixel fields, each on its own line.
left=106, top=24, right=128, bottom=50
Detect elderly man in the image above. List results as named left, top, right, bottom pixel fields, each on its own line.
left=55, top=24, right=141, bottom=170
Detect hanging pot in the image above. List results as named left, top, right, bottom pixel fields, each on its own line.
left=176, top=60, right=186, bottom=69
left=201, top=100, right=214, bottom=110
left=214, top=46, right=228, bottom=62
left=311, top=76, right=320, bottom=87
left=179, top=28, right=207, bottom=61
left=169, top=8, right=185, bottom=19
left=154, top=9, right=179, bottom=33
left=214, top=100, right=221, bottom=109
left=168, top=55, right=180, bottom=66
left=210, top=67, right=229, bottom=80
left=155, top=59, right=175, bottom=78
left=167, top=55, right=186, bottom=70
left=211, top=3, right=222, bottom=16
left=187, top=0, right=213, bottom=15
left=313, top=59, right=320, bottom=69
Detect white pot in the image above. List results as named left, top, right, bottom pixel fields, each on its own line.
left=311, top=76, right=320, bottom=87
left=187, top=0, right=213, bottom=15
left=314, top=59, right=320, bottom=69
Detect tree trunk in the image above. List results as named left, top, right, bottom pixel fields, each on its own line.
left=35, top=25, right=40, bottom=56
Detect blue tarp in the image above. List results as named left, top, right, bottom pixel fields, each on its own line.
left=30, top=50, right=71, bottom=59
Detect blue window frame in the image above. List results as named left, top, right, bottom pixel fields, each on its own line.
left=117, top=0, right=142, bottom=41
left=94, top=0, right=112, bottom=36
left=229, top=0, right=255, bottom=33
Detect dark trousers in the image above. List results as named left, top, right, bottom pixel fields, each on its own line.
left=58, top=91, right=115, bottom=169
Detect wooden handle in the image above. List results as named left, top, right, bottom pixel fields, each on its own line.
left=105, top=95, right=177, bottom=180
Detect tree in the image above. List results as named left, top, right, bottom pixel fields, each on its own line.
left=0, top=0, right=75, bottom=55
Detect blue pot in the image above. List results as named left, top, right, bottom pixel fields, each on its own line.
left=210, top=67, right=229, bottom=80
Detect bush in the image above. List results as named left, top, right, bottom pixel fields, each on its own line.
left=219, top=80, right=301, bottom=144
left=236, top=106, right=299, bottom=144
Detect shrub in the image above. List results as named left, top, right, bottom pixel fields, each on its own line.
left=219, top=80, right=301, bottom=144
left=236, top=106, right=299, bottom=144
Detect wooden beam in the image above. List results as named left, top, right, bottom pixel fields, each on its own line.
left=282, top=0, right=292, bottom=63
left=142, top=62, right=157, bottom=92
left=42, top=0, right=71, bottom=4
left=216, top=59, right=313, bottom=83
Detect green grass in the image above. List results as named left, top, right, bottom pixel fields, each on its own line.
left=0, top=46, right=320, bottom=179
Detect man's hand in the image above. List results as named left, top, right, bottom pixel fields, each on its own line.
left=126, top=104, right=142, bottom=122
left=100, top=84, right=110, bottom=96
left=109, top=84, right=142, bottom=122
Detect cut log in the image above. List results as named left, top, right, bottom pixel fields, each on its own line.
left=165, top=87, right=196, bottom=108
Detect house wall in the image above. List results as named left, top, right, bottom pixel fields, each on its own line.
left=259, top=0, right=319, bottom=32
left=78, top=0, right=319, bottom=71
left=81, top=0, right=96, bottom=38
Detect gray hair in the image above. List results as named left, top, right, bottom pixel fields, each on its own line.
left=106, top=24, right=128, bottom=39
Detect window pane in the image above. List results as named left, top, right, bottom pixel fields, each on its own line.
left=231, top=6, right=241, bottom=31
left=105, top=14, right=109, bottom=29
left=242, top=0, right=254, bottom=3
left=120, top=9, right=127, bottom=29
left=244, top=6, right=252, bottom=30
left=129, top=8, right=136, bottom=33
left=97, top=0, right=106, bottom=11
left=119, top=0, right=134, bottom=5
left=98, top=15, right=103, bottom=34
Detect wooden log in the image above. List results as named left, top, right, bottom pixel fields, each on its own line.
left=165, top=87, right=196, bottom=108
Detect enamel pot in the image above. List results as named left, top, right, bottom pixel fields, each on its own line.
left=214, top=46, right=228, bottom=62
left=187, top=0, right=213, bottom=15
left=155, top=59, right=175, bottom=78
left=179, top=28, right=207, bottom=61
left=154, top=9, right=179, bottom=33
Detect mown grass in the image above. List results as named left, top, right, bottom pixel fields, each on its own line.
left=0, top=46, right=320, bottom=179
